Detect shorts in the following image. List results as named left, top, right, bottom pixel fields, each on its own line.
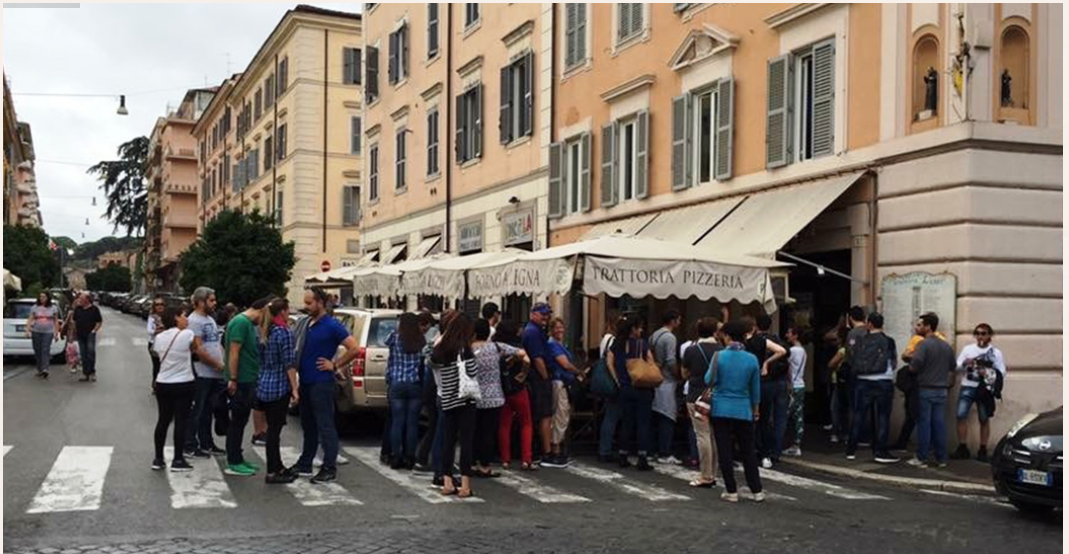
left=528, top=378, right=554, bottom=421
left=956, top=386, right=989, bottom=422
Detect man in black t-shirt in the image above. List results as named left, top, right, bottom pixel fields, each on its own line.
left=70, top=293, right=103, bottom=381
left=745, top=315, right=788, bottom=469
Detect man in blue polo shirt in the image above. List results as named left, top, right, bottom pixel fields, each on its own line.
left=287, top=288, right=360, bottom=484
left=522, top=303, right=554, bottom=465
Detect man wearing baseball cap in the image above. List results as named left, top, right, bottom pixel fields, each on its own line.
left=522, top=303, right=554, bottom=466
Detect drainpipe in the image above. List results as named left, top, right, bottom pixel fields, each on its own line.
left=444, top=4, right=453, bottom=253
left=323, top=28, right=329, bottom=253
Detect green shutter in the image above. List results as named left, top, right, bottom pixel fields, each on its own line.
left=548, top=141, right=563, bottom=219
left=635, top=110, right=649, bottom=199
left=500, top=65, right=512, bottom=145
left=456, top=93, right=466, bottom=162
left=811, top=39, right=835, bottom=158
left=766, top=54, right=791, bottom=168
left=565, top=4, right=577, bottom=67
left=715, top=76, right=734, bottom=181
left=522, top=51, right=534, bottom=137
left=600, top=122, right=617, bottom=208
left=671, top=94, right=691, bottom=191
left=580, top=132, right=591, bottom=212
left=473, top=84, right=483, bottom=159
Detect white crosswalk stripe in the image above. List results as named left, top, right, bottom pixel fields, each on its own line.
left=131, top=337, right=148, bottom=347
left=493, top=470, right=592, bottom=503
left=252, top=446, right=362, bottom=507
left=566, top=462, right=691, bottom=502
left=27, top=446, right=112, bottom=513
left=761, top=467, right=888, bottom=500
left=4, top=445, right=12, bottom=456
left=649, top=462, right=797, bottom=501
left=162, top=447, right=237, bottom=509
left=97, top=338, right=116, bottom=347
left=344, top=446, right=483, bottom=504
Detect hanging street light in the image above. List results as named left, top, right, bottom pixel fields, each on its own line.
left=117, top=95, right=128, bottom=116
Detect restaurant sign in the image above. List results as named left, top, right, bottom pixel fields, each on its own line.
left=583, top=257, right=776, bottom=310
left=502, top=208, right=535, bottom=246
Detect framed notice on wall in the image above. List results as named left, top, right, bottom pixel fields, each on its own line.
left=880, top=272, right=957, bottom=356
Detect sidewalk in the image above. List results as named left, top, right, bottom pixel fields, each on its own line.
left=776, top=425, right=996, bottom=496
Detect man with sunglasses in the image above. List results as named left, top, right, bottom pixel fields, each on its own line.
left=951, top=323, right=1007, bottom=462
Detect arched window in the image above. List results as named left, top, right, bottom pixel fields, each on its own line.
left=999, top=25, right=1030, bottom=109
left=912, top=35, right=940, bottom=121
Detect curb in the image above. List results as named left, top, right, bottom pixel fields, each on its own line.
left=778, top=458, right=995, bottom=495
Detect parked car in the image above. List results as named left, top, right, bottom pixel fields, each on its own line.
left=991, top=406, right=1063, bottom=514
left=329, top=308, right=401, bottom=414
left=2, top=298, right=65, bottom=361
left=135, top=296, right=154, bottom=319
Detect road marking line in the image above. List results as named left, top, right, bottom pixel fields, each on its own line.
left=131, top=337, right=148, bottom=347
left=97, top=338, right=116, bottom=347
left=4, top=445, right=12, bottom=456
left=649, top=462, right=796, bottom=501
left=494, top=470, right=591, bottom=503
left=163, top=447, right=237, bottom=509
left=760, top=467, right=888, bottom=500
left=344, top=446, right=483, bottom=504
left=27, top=446, right=112, bottom=513
left=252, top=446, right=362, bottom=507
left=566, top=462, right=690, bottom=502
left=920, top=489, right=1012, bottom=509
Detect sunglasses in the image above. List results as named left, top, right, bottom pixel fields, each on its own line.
left=974, top=331, right=990, bottom=337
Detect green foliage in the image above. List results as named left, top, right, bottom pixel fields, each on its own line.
left=179, top=209, right=296, bottom=306
left=72, top=236, right=142, bottom=261
left=52, top=236, right=78, bottom=251
left=87, top=136, right=149, bottom=237
left=3, top=224, right=57, bottom=291
left=85, top=263, right=132, bottom=293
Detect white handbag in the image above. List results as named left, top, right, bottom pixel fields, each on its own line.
left=456, top=354, right=482, bottom=402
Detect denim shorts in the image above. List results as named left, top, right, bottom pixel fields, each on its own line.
left=956, top=386, right=989, bottom=422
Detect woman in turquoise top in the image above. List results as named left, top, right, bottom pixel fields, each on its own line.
left=705, top=319, right=764, bottom=503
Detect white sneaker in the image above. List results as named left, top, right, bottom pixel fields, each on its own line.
left=830, top=435, right=841, bottom=444
left=906, top=457, right=927, bottom=468
left=760, top=458, right=773, bottom=469
left=720, top=491, right=739, bottom=503
left=822, top=424, right=833, bottom=431
left=783, top=446, right=802, bottom=457
left=657, top=455, right=682, bottom=465
left=752, top=491, right=766, bottom=503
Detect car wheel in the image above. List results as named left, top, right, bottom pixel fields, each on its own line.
left=1010, top=499, right=1056, bottom=515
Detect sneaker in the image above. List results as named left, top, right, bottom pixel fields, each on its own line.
left=935, top=461, right=948, bottom=469
left=657, top=455, right=682, bottom=465
left=950, top=444, right=971, bottom=460
left=822, top=424, right=834, bottom=431
left=265, top=472, right=298, bottom=485
left=618, top=454, right=632, bottom=469
left=783, top=446, right=802, bottom=457
left=829, top=435, right=841, bottom=444
left=225, top=464, right=257, bottom=476
left=170, top=459, right=194, bottom=473
left=336, top=454, right=350, bottom=466
left=541, top=455, right=570, bottom=468
left=207, top=446, right=226, bottom=457
left=720, top=491, right=739, bottom=503
left=636, top=457, right=653, bottom=471
left=89, top=374, right=97, bottom=382
left=285, top=464, right=313, bottom=478
left=874, top=452, right=901, bottom=464
left=845, top=449, right=857, bottom=461
left=311, top=468, right=337, bottom=484
left=975, top=446, right=989, bottom=463
left=761, top=458, right=773, bottom=469
left=906, top=457, right=927, bottom=468
left=412, top=462, right=433, bottom=474
left=151, top=458, right=166, bottom=471
left=251, top=433, right=267, bottom=446
left=187, top=449, right=211, bottom=459
left=752, top=491, right=767, bottom=503
left=432, top=474, right=445, bottom=487
left=858, top=441, right=871, bottom=448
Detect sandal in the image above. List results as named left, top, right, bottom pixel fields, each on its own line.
left=689, top=479, right=717, bottom=488
left=475, top=468, right=500, bottom=478
left=457, top=489, right=475, bottom=499
left=441, top=487, right=458, bottom=496
left=520, top=462, right=538, bottom=471
left=501, top=462, right=511, bottom=471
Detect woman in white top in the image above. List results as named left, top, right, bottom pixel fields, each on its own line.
left=152, top=307, right=221, bottom=472
left=784, top=327, right=808, bottom=457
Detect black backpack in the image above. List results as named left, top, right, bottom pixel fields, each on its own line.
left=854, top=333, right=892, bottom=376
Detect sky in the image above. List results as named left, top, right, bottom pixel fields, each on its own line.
left=3, top=2, right=355, bottom=243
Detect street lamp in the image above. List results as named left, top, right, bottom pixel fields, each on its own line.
left=117, top=95, right=128, bottom=116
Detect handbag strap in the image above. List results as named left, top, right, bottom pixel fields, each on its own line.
left=160, top=330, right=181, bottom=366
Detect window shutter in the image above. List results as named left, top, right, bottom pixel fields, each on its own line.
left=473, top=84, right=483, bottom=159
left=714, top=77, right=735, bottom=180
left=576, top=5, right=587, bottom=61
left=522, top=51, right=534, bottom=137
left=344, top=48, right=353, bottom=84
left=618, top=5, right=631, bottom=41
left=401, top=25, right=409, bottom=80
left=565, top=4, right=577, bottom=66
left=765, top=54, right=792, bottom=168
left=388, top=32, right=398, bottom=84
left=600, top=122, right=617, bottom=208
left=811, top=39, right=835, bottom=158
left=580, top=132, right=591, bottom=212
left=428, top=4, right=439, bottom=56
left=455, top=93, right=467, bottom=162
left=635, top=110, right=649, bottom=199
left=671, top=94, right=691, bottom=191
left=499, top=65, right=512, bottom=144
left=366, top=47, right=379, bottom=101
left=548, top=141, right=563, bottom=219
left=343, top=187, right=353, bottom=226
left=631, top=4, right=644, bottom=36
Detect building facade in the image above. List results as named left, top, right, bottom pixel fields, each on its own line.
left=4, top=76, right=42, bottom=228
left=194, top=5, right=363, bottom=304
left=547, top=3, right=1062, bottom=442
left=359, top=3, right=555, bottom=313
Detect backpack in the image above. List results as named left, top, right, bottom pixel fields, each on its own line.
left=853, top=333, right=892, bottom=376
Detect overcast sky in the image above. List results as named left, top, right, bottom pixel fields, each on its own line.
left=3, top=2, right=354, bottom=243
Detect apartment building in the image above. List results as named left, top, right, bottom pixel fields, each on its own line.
left=145, top=88, right=214, bottom=292
left=194, top=5, right=363, bottom=304
left=3, top=76, right=41, bottom=228
left=548, top=3, right=1062, bottom=440
left=360, top=3, right=554, bottom=313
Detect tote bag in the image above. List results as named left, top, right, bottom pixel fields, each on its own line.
left=456, top=355, right=482, bottom=402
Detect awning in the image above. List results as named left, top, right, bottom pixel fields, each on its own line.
left=581, top=213, right=659, bottom=241
left=352, top=255, right=449, bottom=298
left=410, top=235, right=442, bottom=260
left=3, top=269, right=22, bottom=291
left=696, top=171, right=863, bottom=258
left=358, top=250, right=379, bottom=265
left=400, top=249, right=525, bottom=300
left=305, top=263, right=375, bottom=286
left=381, top=243, right=408, bottom=265
left=638, top=196, right=746, bottom=245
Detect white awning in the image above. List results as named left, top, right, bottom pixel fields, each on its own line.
left=358, top=250, right=379, bottom=265
left=696, top=171, right=863, bottom=258
left=410, top=235, right=442, bottom=260
left=381, top=243, right=408, bottom=265
left=3, top=269, right=22, bottom=291
left=400, top=249, right=524, bottom=299
left=581, top=213, right=659, bottom=241
left=352, top=255, right=450, bottom=298
left=638, top=196, right=746, bottom=245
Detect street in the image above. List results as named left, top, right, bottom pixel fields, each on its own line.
left=2, top=308, right=1061, bottom=554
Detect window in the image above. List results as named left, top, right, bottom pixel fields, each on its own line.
left=264, top=136, right=273, bottom=171
left=395, top=128, right=407, bottom=190
left=366, top=46, right=379, bottom=102
left=275, top=191, right=283, bottom=226
left=343, top=47, right=362, bottom=85
left=617, top=3, right=645, bottom=44
left=455, top=85, right=483, bottom=163
left=247, top=149, right=260, bottom=182
left=388, top=25, right=409, bottom=85
left=620, top=119, right=637, bottom=201
left=350, top=117, right=362, bottom=155
left=276, top=124, right=287, bottom=161
left=465, top=3, right=480, bottom=28
left=368, top=145, right=379, bottom=201
left=672, top=77, right=734, bottom=189
left=766, top=39, right=835, bottom=168
left=564, top=4, right=588, bottom=69
left=565, top=139, right=582, bottom=214
left=254, top=88, right=262, bottom=121
left=265, top=75, right=274, bottom=106
left=223, top=152, right=230, bottom=184
left=427, top=108, right=439, bottom=175
left=499, top=51, right=534, bottom=144
left=277, top=57, right=289, bottom=97
left=599, top=111, right=649, bottom=207
left=549, top=133, right=590, bottom=218
left=342, top=185, right=360, bottom=226
left=427, top=4, right=440, bottom=58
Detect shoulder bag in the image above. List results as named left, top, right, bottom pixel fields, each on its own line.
left=626, top=340, right=664, bottom=389
left=456, top=354, right=482, bottom=402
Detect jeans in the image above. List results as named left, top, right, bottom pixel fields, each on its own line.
left=618, top=387, right=653, bottom=456
left=441, top=404, right=477, bottom=477
left=226, top=382, right=256, bottom=466
left=262, top=396, right=290, bottom=474
left=499, top=390, right=533, bottom=465
left=297, top=381, right=339, bottom=472
left=77, top=333, right=97, bottom=376
left=849, top=380, right=894, bottom=454
left=712, top=417, right=762, bottom=494
left=155, top=381, right=196, bottom=462
left=31, top=331, right=53, bottom=374
left=598, top=399, right=621, bottom=457
left=416, top=365, right=439, bottom=466
left=956, top=386, right=990, bottom=422
left=830, top=382, right=849, bottom=437
left=654, top=413, right=675, bottom=458
left=916, top=388, right=948, bottom=463
left=389, top=381, right=423, bottom=463
left=186, top=377, right=225, bottom=451
left=758, top=380, right=790, bottom=460
left=895, top=386, right=919, bottom=446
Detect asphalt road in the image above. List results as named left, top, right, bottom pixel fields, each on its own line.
left=2, top=308, right=1061, bottom=554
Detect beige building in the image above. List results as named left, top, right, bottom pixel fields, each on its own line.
left=195, top=5, right=363, bottom=304
left=4, top=76, right=42, bottom=228
left=547, top=3, right=1061, bottom=443
left=97, top=250, right=135, bottom=269
left=145, top=88, right=214, bottom=292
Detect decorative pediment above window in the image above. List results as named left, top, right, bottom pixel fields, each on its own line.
left=668, top=24, right=739, bottom=71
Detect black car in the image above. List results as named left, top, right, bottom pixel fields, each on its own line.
left=991, top=406, right=1062, bottom=514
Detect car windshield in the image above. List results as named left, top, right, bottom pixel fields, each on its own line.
left=367, top=317, right=398, bottom=347
left=4, top=302, right=35, bottom=320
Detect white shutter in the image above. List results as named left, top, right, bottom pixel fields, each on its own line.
left=811, top=39, right=835, bottom=158
left=548, top=142, right=563, bottom=219
left=600, top=122, right=617, bottom=208
left=671, top=94, right=692, bottom=191
left=715, top=77, right=734, bottom=180
left=766, top=54, right=792, bottom=168
left=580, top=132, right=591, bottom=212
left=635, top=110, right=649, bottom=199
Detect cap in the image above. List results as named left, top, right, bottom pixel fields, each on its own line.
left=531, top=302, right=553, bottom=315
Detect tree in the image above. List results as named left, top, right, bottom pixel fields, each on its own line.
left=3, top=224, right=57, bottom=291
left=52, top=236, right=78, bottom=251
left=87, top=136, right=149, bottom=237
left=85, top=263, right=131, bottom=292
left=179, top=210, right=296, bottom=306
left=72, top=236, right=142, bottom=261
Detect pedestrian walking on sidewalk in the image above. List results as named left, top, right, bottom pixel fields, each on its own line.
left=682, top=317, right=721, bottom=487
left=223, top=297, right=271, bottom=477
left=69, top=292, right=102, bottom=382
left=784, top=327, right=808, bottom=457
left=260, top=298, right=300, bottom=484
left=650, top=311, right=683, bottom=465
left=951, top=323, right=1007, bottom=463
left=384, top=313, right=426, bottom=470
left=430, top=312, right=479, bottom=498
left=846, top=313, right=899, bottom=464
left=26, top=292, right=59, bottom=379
left=907, top=313, right=956, bottom=468
left=184, top=287, right=226, bottom=458
left=605, top=314, right=656, bottom=471
left=543, top=317, right=583, bottom=468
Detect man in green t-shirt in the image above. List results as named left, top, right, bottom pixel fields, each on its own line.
left=223, top=296, right=271, bottom=476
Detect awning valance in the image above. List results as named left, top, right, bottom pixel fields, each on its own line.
left=400, top=249, right=525, bottom=299
left=352, top=255, right=449, bottom=298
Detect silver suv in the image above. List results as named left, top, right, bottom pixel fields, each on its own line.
left=332, top=308, right=401, bottom=413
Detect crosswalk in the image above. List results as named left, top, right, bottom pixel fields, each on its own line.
left=6, top=444, right=896, bottom=514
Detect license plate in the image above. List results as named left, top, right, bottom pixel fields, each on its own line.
left=1018, top=468, right=1052, bottom=486
left=14, top=324, right=25, bottom=333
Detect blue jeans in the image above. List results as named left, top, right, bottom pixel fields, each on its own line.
left=916, top=388, right=948, bottom=463
left=297, top=381, right=339, bottom=471
left=598, top=399, right=621, bottom=457
left=654, top=413, right=675, bottom=457
left=186, top=377, right=225, bottom=451
left=77, top=333, right=97, bottom=376
left=618, top=387, right=653, bottom=456
left=431, top=403, right=444, bottom=474
left=956, top=386, right=990, bottom=423
left=225, top=382, right=256, bottom=465
left=849, top=379, right=893, bottom=454
left=31, top=332, right=53, bottom=373
left=758, top=380, right=790, bottom=460
left=389, top=381, right=423, bottom=463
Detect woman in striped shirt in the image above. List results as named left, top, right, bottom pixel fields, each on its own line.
left=429, top=312, right=479, bottom=498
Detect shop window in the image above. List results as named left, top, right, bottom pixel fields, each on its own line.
left=999, top=25, right=1030, bottom=111
left=912, top=35, right=939, bottom=122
